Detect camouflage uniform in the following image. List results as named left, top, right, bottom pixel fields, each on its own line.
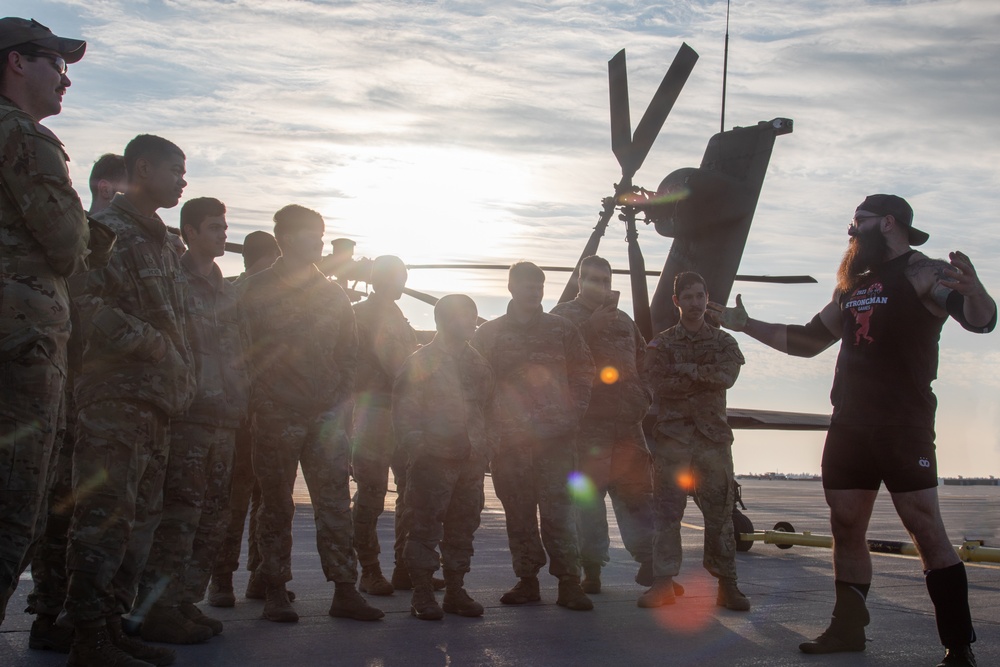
left=0, top=95, right=91, bottom=621
left=213, top=273, right=262, bottom=581
left=393, top=338, right=494, bottom=575
left=137, top=254, right=249, bottom=609
left=550, top=298, right=655, bottom=569
left=643, top=322, right=744, bottom=581
left=65, top=193, right=195, bottom=627
left=471, top=304, right=594, bottom=578
left=351, top=291, right=418, bottom=572
left=240, top=258, right=358, bottom=585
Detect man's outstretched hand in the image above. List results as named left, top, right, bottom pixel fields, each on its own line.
left=707, top=294, right=748, bottom=331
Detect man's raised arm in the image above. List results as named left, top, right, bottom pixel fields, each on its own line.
left=708, top=293, right=842, bottom=358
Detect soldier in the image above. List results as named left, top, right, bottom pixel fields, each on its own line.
left=711, top=195, right=995, bottom=666
left=240, top=204, right=382, bottom=624
left=351, top=255, right=420, bottom=596
left=394, top=294, right=494, bottom=620
left=207, top=230, right=281, bottom=607
left=66, top=134, right=195, bottom=667
left=0, top=17, right=93, bottom=626
left=470, top=261, right=595, bottom=611
left=638, top=271, right=749, bottom=612
left=134, top=198, right=250, bottom=644
left=26, top=154, right=126, bottom=653
left=550, top=255, right=657, bottom=593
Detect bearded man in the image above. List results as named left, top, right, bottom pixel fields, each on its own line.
left=710, top=194, right=995, bottom=667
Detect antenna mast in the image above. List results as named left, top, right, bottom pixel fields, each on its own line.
left=721, top=0, right=731, bottom=133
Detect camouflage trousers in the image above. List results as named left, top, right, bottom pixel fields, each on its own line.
left=136, top=421, right=235, bottom=610
left=350, top=401, right=408, bottom=570
left=26, top=418, right=75, bottom=617
left=252, top=399, right=357, bottom=584
left=402, top=452, right=486, bottom=574
left=650, top=431, right=737, bottom=580
left=491, top=436, right=580, bottom=579
left=576, top=418, right=655, bottom=567
left=64, top=400, right=168, bottom=627
left=0, top=339, right=66, bottom=624
left=212, top=421, right=262, bottom=576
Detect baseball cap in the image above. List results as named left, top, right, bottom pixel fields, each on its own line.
left=0, top=18, right=86, bottom=64
left=856, top=194, right=928, bottom=246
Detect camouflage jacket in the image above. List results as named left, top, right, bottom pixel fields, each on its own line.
left=240, top=258, right=357, bottom=414
left=393, top=337, right=494, bottom=461
left=550, top=298, right=652, bottom=424
left=73, top=194, right=196, bottom=416
left=643, top=322, right=744, bottom=444
left=178, top=253, right=249, bottom=428
left=0, top=96, right=90, bottom=371
left=353, top=291, right=418, bottom=407
left=471, top=302, right=594, bottom=444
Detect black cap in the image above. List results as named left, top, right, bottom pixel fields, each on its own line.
left=0, top=18, right=86, bottom=63
left=856, top=194, right=928, bottom=246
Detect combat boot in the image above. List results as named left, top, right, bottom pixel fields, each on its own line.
left=207, top=572, right=235, bottom=607
left=28, top=613, right=73, bottom=653
left=246, top=570, right=295, bottom=601
left=799, top=580, right=869, bottom=654
left=581, top=563, right=602, bottom=594
left=178, top=602, right=223, bottom=635
left=409, top=570, right=444, bottom=621
left=556, top=575, right=594, bottom=611
left=140, top=605, right=213, bottom=644
left=67, top=624, right=154, bottom=667
left=499, top=576, right=541, bottom=605
left=329, top=582, right=385, bottom=621
left=442, top=570, right=484, bottom=617
left=107, top=615, right=177, bottom=666
left=262, top=583, right=298, bottom=623
left=359, top=563, right=394, bottom=596
left=637, top=577, right=676, bottom=608
left=717, top=578, right=751, bottom=611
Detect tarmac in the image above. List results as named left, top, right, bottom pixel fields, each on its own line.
left=3, top=478, right=998, bottom=666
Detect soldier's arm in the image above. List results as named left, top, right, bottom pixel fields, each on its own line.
left=925, top=252, right=997, bottom=333
left=565, top=323, right=596, bottom=420
left=374, top=321, right=416, bottom=379
left=0, top=118, right=89, bottom=276
left=689, top=337, right=744, bottom=390
left=391, top=357, right=423, bottom=452
left=641, top=337, right=696, bottom=397
left=709, top=292, right=841, bottom=357
left=73, top=256, right=169, bottom=361
left=333, top=285, right=359, bottom=401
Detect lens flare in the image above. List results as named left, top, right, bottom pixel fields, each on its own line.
left=600, top=366, right=619, bottom=384
left=647, top=573, right=718, bottom=634
left=567, top=471, right=597, bottom=507
left=676, top=471, right=695, bottom=492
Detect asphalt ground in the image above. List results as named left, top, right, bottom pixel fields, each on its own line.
left=3, top=478, right=998, bottom=666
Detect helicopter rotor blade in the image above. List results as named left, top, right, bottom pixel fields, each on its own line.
left=626, top=42, right=699, bottom=179
left=402, top=287, right=487, bottom=325
left=406, top=264, right=816, bottom=284
left=608, top=50, right=632, bottom=172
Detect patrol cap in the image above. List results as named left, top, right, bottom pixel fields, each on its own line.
left=0, top=18, right=86, bottom=64
left=856, top=194, right=927, bottom=246
left=331, top=238, right=355, bottom=254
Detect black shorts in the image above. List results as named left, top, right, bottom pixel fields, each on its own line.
left=821, top=422, right=938, bottom=493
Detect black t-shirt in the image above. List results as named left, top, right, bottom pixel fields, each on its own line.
left=830, top=251, right=945, bottom=429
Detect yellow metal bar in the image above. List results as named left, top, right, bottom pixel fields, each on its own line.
left=739, top=531, right=1000, bottom=564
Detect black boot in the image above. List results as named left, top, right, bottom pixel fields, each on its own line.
left=799, top=580, right=869, bottom=654
left=927, top=563, right=976, bottom=664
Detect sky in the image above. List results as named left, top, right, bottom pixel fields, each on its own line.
left=10, top=0, right=1000, bottom=477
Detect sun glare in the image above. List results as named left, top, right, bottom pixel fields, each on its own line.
left=320, top=145, right=535, bottom=293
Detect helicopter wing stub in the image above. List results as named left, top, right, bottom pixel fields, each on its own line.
left=727, top=408, right=830, bottom=431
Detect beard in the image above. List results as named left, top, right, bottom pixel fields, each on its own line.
left=836, top=226, right=888, bottom=294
